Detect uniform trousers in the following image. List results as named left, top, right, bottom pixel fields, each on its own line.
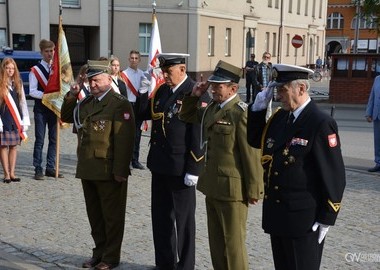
left=151, top=173, right=196, bottom=270
left=373, top=119, right=380, bottom=164
left=82, top=179, right=128, bottom=264
left=245, top=75, right=255, bottom=103
left=205, top=197, right=249, bottom=270
left=130, top=102, right=143, bottom=164
left=270, top=231, right=324, bottom=270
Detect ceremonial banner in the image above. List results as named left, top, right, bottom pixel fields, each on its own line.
left=42, top=15, right=73, bottom=117
left=147, top=12, right=164, bottom=98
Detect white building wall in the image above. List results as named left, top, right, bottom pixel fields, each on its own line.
left=0, top=0, right=327, bottom=72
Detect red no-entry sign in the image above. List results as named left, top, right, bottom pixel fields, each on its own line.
left=291, top=35, right=303, bottom=48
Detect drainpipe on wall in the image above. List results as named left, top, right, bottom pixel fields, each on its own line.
left=277, top=0, right=283, bottom=63
left=110, top=0, right=114, bottom=56
left=6, top=0, right=10, bottom=46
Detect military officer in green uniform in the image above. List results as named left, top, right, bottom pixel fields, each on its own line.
left=61, top=60, right=135, bottom=270
left=179, top=61, right=264, bottom=270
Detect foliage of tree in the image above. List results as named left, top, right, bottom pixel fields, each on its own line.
left=361, top=0, right=380, bottom=32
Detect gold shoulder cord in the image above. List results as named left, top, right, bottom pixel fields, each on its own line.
left=150, top=92, right=166, bottom=137
left=260, top=107, right=281, bottom=188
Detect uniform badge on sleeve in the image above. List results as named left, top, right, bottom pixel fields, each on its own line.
left=123, top=112, right=131, bottom=120
left=328, top=134, right=337, bottom=147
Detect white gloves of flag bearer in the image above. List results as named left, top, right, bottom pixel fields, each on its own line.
left=138, top=76, right=151, bottom=94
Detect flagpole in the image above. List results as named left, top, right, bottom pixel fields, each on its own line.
left=55, top=0, right=63, bottom=179
left=152, top=0, right=156, bottom=14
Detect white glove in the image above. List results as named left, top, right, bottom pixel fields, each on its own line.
left=0, top=126, right=3, bottom=133
left=312, top=222, right=330, bottom=244
left=22, top=125, right=28, bottom=132
left=184, top=173, right=198, bottom=186
left=251, top=81, right=276, bottom=111
left=138, top=76, right=151, bottom=94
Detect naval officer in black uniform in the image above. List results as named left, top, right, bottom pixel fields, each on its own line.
left=247, top=64, right=346, bottom=270
left=138, top=53, right=210, bottom=270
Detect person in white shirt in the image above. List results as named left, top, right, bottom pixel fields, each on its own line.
left=29, top=39, right=63, bottom=180
left=121, top=50, right=148, bottom=170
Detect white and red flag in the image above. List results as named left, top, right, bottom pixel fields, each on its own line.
left=147, top=12, right=164, bottom=98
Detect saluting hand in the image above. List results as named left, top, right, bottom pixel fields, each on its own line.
left=114, top=175, right=127, bottom=182
left=191, top=82, right=210, bottom=97
left=248, top=198, right=259, bottom=205
left=69, top=81, right=81, bottom=97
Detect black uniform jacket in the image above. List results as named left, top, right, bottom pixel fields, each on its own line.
left=138, top=76, right=210, bottom=177
left=247, top=101, right=346, bottom=237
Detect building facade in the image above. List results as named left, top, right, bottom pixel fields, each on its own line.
left=326, top=0, right=379, bottom=55
left=0, top=0, right=327, bottom=76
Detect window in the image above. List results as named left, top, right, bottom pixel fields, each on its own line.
left=312, top=0, right=316, bottom=18
left=316, top=36, right=320, bottom=56
left=208, top=26, right=215, bottom=56
left=265, top=32, right=270, bottom=52
left=319, top=0, right=323, bottom=18
left=286, top=34, right=290, bottom=56
left=302, top=35, right=306, bottom=56
left=327, top=13, right=344, bottom=29
left=225, top=28, right=231, bottom=56
left=61, top=0, right=80, bottom=7
left=139, top=23, right=152, bottom=55
left=297, top=0, right=301, bottom=14
left=351, top=16, right=377, bottom=29
left=268, top=0, right=272, bottom=8
left=0, top=28, right=6, bottom=48
left=272, top=33, right=277, bottom=56
left=275, top=0, right=279, bottom=9
left=289, top=0, right=293, bottom=13
left=305, top=0, right=309, bottom=16
left=12, top=34, right=33, bottom=50
left=0, top=0, right=5, bottom=3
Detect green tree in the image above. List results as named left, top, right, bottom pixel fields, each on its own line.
left=361, top=0, right=380, bottom=32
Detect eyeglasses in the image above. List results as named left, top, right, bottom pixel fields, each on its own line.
left=264, top=55, right=271, bottom=59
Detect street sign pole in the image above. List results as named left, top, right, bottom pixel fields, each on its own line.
left=291, top=35, right=303, bottom=66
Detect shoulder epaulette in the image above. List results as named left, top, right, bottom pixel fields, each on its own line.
left=79, top=95, right=93, bottom=106
left=237, top=101, right=248, bottom=111
left=112, top=92, right=127, bottom=101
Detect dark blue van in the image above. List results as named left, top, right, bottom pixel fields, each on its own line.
left=0, top=47, right=42, bottom=97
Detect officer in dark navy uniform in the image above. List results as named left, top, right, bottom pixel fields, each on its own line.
left=138, top=53, right=210, bottom=270
left=247, top=64, right=346, bottom=270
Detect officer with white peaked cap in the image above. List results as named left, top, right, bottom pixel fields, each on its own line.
left=247, top=63, right=346, bottom=270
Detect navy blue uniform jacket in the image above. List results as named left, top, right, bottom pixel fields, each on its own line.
left=247, top=101, right=346, bottom=237
left=138, top=76, right=210, bottom=177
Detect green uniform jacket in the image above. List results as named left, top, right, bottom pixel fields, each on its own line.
left=180, top=95, right=264, bottom=201
left=61, top=90, right=135, bottom=180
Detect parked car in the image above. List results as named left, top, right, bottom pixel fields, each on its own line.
left=0, top=47, right=42, bottom=98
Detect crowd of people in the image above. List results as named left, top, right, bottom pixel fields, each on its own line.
left=0, top=40, right=349, bottom=270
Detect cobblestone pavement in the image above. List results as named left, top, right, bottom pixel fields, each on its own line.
left=0, top=97, right=379, bottom=270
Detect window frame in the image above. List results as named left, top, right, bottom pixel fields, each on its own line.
left=139, top=23, right=152, bottom=55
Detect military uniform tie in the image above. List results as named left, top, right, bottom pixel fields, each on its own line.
left=287, top=113, right=295, bottom=126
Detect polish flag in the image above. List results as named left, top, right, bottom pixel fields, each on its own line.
left=147, top=12, right=164, bottom=98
